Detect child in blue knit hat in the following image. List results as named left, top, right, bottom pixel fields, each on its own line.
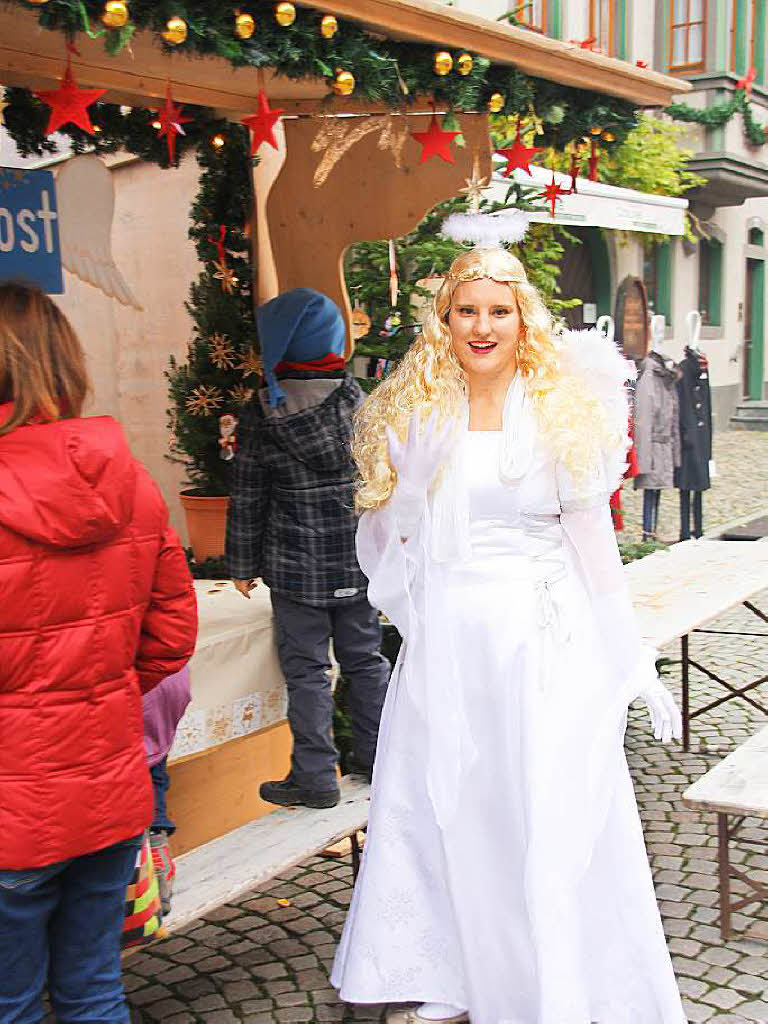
left=227, top=288, right=389, bottom=807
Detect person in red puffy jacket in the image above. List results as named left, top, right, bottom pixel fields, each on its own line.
left=0, top=282, right=198, bottom=1023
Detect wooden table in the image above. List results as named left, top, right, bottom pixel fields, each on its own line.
left=683, top=726, right=768, bottom=941
left=625, top=539, right=768, bottom=750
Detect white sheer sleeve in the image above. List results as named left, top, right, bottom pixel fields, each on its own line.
left=557, top=464, right=682, bottom=740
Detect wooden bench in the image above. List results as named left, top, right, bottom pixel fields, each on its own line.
left=682, top=726, right=768, bottom=941
left=625, top=538, right=768, bottom=751
left=164, top=776, right=370, bottom=934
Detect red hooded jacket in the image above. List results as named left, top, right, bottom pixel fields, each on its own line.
left=0, top=407, right=198, bottom=869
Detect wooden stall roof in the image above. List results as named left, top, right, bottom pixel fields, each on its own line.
left=0, top=1, right=689, bottom=118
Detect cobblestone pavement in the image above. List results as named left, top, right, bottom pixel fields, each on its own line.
left=124, top=430, right=768, bottom=1024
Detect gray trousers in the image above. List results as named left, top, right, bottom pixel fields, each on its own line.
left=270, top=592, right=390, bottom=790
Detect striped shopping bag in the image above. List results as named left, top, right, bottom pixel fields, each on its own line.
left=121, top=832, right=167, bottom=951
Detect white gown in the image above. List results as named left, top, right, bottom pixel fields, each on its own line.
left=331, top=366, right=687, bottom=1024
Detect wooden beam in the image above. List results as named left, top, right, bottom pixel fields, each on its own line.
left=299, top=0, right=691, bottom=106
left=0, top=3, right=688, bottom=115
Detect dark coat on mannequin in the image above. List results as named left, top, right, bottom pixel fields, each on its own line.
left=674, top=348, right=712, bottom=492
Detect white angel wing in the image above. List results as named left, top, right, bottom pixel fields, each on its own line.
left=55, top=154, right=142, bottom=310
left=558, top=327, right=637, bottom=492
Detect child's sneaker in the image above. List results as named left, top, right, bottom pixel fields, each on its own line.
left=150, top=830, right=175, bottom=916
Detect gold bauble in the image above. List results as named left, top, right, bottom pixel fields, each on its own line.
left=332, top=69, right=355, bottom=96
left=488, top=92, right=505, bottom=114
left=457, top=52, right=473, bottom=76
left=161, top=15, right=188, bottom=44
left=601, top=130, right=615, bottom=142
left=590, top=125, right=603, bottom=135
left=212, top=134, right=226, bottom=149
left=433, top=50, right=453, bottom=76
left=320, top=14, right=338, bottom=38
left=235, top=12, right=255, bottom=39
left=275, top=2, right=296, bottom=27
left=101, top=0, right=128, bottom=28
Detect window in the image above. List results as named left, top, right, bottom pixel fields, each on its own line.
left=513, top=0, right=546, bottom=32
left=643, top=243, right=672, bottom=323
left=749, top=226, right=764, bottom=245
left=698, top=239, right=723, bottom=326
left=669, top=0, right=706, bottom=71
left=590, top=0, right=615, bottom=55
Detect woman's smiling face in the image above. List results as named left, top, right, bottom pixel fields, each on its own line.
left=447, top=278, right=522, bottom=383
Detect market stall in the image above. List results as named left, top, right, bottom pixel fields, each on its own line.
left=0, top=0, right=689, bottom=853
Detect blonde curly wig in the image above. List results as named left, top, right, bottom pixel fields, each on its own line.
left=353, top=247, right=613, bottom=512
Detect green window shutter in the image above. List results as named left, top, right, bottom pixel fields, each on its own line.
left=549, top=0, right=562, bottom=39
left=733, top=0, right=748, bottom=74
left=615, top=0, right=629, bottom=60
left=698, top=240, right=723, bottom=327
left=755, top=0, right=767, bottom=84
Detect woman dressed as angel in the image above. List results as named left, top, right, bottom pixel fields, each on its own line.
left=330, top=247, right=686, bottom=1024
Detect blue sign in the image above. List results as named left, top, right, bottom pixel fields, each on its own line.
left=0, top=167, right=63, bottom=294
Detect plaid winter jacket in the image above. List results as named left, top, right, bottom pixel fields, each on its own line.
left=226, top=374, right=367, bottom=606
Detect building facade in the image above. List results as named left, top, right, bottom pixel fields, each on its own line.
left=456, top=0, right=768, bottom=427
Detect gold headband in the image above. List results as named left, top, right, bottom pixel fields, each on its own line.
left=445, top=266, right=527, bottom=284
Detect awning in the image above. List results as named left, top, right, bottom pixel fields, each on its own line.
left=489, top=164, right=688, bottom=235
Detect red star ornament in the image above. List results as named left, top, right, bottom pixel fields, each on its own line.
left=34, top=64, right=107, bottom=137
left=155, top=84, right=191, bottom=163
left=538, top=173, right=567, bottom=218
left=242, top=90, right=284, bottom=155
left=496, top=134, right=542, bottom=177
left=411, top=113, right=460, bottom=164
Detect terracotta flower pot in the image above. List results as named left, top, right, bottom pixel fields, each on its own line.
left=179, top=493, right=229, bottom=562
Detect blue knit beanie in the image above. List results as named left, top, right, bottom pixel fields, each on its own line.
left=257, top=288, right=345, bottom=408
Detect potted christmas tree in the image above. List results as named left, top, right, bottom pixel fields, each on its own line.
left=166, top=127, right=259, bottom=561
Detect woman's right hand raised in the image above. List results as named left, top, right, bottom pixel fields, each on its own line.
left=385, top=408, right=456, bottom=496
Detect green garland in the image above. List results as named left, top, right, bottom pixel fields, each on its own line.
left=3, top=0, right=639, bottom=160
left=665, top=88, right=767, bottom=147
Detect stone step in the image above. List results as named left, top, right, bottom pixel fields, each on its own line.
left=730, top=400, right=768, bottom=431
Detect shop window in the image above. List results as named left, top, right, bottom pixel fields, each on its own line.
left=643, top=243, right=672, bottom=323
left=698, top=239, right=722, bottom=327
left=669, top=0, right=706, bottom=72
left=513, top=0, right=546, bottom=32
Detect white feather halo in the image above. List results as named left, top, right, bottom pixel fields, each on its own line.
left=440, top=210, right=531, bottom=249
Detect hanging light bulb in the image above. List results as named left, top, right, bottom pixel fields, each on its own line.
left=275, top=2, right=296, bottom=26
left=235, top=12, right=255, bottom=39
left=161, top=15, right=188, bottom=44
left=433, top=50, right=453, bottom=76
left=101, top=0, right=128, bottom=28
left=332, top=69, right=355, bottom=96
left=320, top=14, right=338, bottom=38
left=212, top=133, right=226, bottom=149
left=457, top=52, right=473, bottom=76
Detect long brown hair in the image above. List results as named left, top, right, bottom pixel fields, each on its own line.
left=0, top=281, right=90, bottom=435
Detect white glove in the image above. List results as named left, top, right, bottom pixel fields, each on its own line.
left=385, top=409, right=456, bottom=538
left=639, top=678, right=683, bottom=743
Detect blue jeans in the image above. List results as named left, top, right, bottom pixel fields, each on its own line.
left=0, top=835, right=141, bottom=1023
left=150, top=757, right=175, bottom=835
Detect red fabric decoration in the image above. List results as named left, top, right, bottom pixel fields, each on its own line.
left=242, top=90, right=284, bottom=155
left=275, top=354, right=346, bottom=374
left=411, top=112, right=459, bottom=164
left=155, top=83, right=191, bottom=163
left=538, top=173, right=567, bottom=217
left=207, top=224, right=227, bottom=264
left=737, top=66, right=757, bottom=96
left=34, top=61, right=107, bottom=137
left=569, top=35, right=597, bottom=50
left=496, top=122, right=542, bottom=177
left=635, top=60, right=649, bottom=68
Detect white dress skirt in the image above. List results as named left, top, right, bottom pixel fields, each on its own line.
left=331, top=429, right=686, bottom=1024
